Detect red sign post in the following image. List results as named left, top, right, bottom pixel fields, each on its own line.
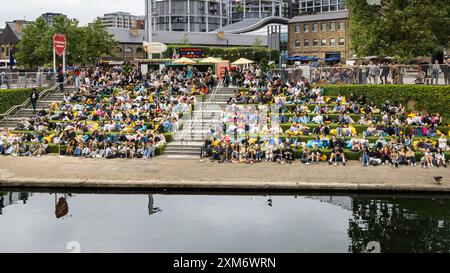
left=53, top=34, right=67, bottom=79
left=53, top=34, right=66, bottom=56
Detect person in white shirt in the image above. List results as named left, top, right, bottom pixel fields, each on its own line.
left=438, top=134, right=448, bottom=151
left=434, top=148, right=447, bottom=168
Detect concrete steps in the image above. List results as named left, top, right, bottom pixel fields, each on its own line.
left=165, top=87, right=230, bottom=158
left=0, top=86, right=76, bottom=129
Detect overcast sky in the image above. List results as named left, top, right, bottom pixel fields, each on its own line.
left=1, top=0, right=146, bottom=26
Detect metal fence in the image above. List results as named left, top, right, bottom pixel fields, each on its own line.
left=269, top=64, right=450, bottom=85
left=0, top=72, right=56, bottom=89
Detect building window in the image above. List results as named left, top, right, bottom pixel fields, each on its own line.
left=312, top=23, right=318, bottom=32
left=295, top=24, right=300, bottom=33
left=304, top=39, right=309, bottom=47
left=339, top=37, right=345, bottom=46
left=313, top=39, right=318, bottom=47
left=321, top=23, right=327, bottom=32
left=339, top=21, right=345, bottom=30
left=303, top=24, right=309, bottom=33
left=321, top=39, right=327, bottom=47
left=295, top=40, right=301, bottom=48
left=330, top=22, right=335, bottom=31
left=330, top=38, right=336, bottom=47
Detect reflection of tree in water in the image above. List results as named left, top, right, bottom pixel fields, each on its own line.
left=348, top=197, right=450, bottom=253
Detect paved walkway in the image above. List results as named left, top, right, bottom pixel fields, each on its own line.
left=0, top=156, right=449, bottom=192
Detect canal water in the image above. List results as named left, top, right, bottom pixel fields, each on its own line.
left=0, top=190, right=449, bottom=253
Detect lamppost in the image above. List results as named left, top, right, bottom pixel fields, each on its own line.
left=145, top=0, right=153, bottom=59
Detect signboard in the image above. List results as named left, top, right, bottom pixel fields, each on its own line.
left=53, top=34, right=66, bottom=56
left=179, top=48, right=203, bottom=59
left=300, top=65, right=311, bottom=80
left=143, top=42, right=168, bottom=54
left=141, top=64, right=148, bottom=75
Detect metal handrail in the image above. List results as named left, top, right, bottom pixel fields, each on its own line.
left=180, top=82, right=223, bottom=145
left=0, top=76, right=72, bottom=121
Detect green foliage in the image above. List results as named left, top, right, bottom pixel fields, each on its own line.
left=253, top=37, right=263, bottom=47
left=260, top=58, right=269, bottom=71
left=346, top=0, right=450, bottom=60
left=16, top=16, right=117, bottom=68
left=179, top=34, right=191, bottom=45
left=323, top=85, right=450, bottom=119
left=0, top=88, right=45, bottom=114
left=163, top=45, right=280, bottom=64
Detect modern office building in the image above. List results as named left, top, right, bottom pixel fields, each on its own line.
left=40, top=12, right=67, bottom=25
left=152, top=0, right=229, bottom=32
left=101, top=12, right=138, bottom=29
left=288, top=10, right=351, bottom=62
left=295, top=0, right=347, bottom=15
left=229, top=0, right=289, bottom=24
left=149, top=0, right=290, bottom=32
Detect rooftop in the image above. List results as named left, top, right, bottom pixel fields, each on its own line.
left=289, top=10, right=349, bottom=23
left=106, top=28, right=267, bottom=47
left=214, top=16, right=289, bottom=34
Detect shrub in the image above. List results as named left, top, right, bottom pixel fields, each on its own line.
left=0, top=88, right=45, bottom=114
left=162, top=45, right=280, bottom=64
left=323, top=85, right=450, bottom=120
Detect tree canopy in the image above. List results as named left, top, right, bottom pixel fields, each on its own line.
left=16, top=16, right=117, bottom=68
left=347, top=0, right=450, bottom=61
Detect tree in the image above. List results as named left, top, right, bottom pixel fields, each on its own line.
left=179, top=34, right=191, bottom=45
left=347, top=0, right=450, bottom=61
left=15, top=17, right=51, bottom=68
left=80, top=18, right=117, bottom=64
left=16, top=16, right=117, bottom=68
left=253, top=37, right=263, bottom=47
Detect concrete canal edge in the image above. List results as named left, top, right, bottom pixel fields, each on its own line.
left=1, top=178, right=450, bottom=193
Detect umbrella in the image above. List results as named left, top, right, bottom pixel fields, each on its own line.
left=199, top=57, right=222, bottom=64
left=172, top=57, right=197, bottom=65
left=232, top=58, right=254, bottom=65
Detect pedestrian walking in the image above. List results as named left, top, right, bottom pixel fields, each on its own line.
left=431, top=60, right=441, bottom=85
left=30, top=88, right=39, bottom=113
left=443, top=58, right=450, bottom=85
left=368, top=62, right=379, bottom=84
left=0, top=71, right=4, bottom=89
left=380, top=62, right=390, bottom=84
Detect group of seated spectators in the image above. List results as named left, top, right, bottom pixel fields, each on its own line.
left=201, top=65, right=449, bottom=168
left=1, top=65, right=217, bottom=159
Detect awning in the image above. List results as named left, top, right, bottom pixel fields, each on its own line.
left=325, top=56, right=341, bottom=61
left=287, top=56, right=320, bottom=61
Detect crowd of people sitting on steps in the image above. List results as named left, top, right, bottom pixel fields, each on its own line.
left=202, top=65, right=449, bottom=168
left=1, top=63, right=449, bottom=167
left=0, top=64, right=218, bottom=159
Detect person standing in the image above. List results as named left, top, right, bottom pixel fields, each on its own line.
left=380, top=62, right=390, bottom=84
left=0, top=71, right=4, bottom=88
left=30, top=88, right=39, bottom=113
left=431, top=60, right=441, bottom=85
left=368, top=62, right=379, bottom=84
left=58, top=71, right=65, bottom=92
left=443, top=58, right=450, bottom=85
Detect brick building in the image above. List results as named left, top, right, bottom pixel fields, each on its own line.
left=288, top=10, right=351, bottom=63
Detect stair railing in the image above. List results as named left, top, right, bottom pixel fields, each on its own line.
left=179, top=82, right=223, bottom=147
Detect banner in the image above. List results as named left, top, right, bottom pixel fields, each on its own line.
left=179, top=48, right=203, bottom=59
left=53, top=34, right=67, bottom=56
